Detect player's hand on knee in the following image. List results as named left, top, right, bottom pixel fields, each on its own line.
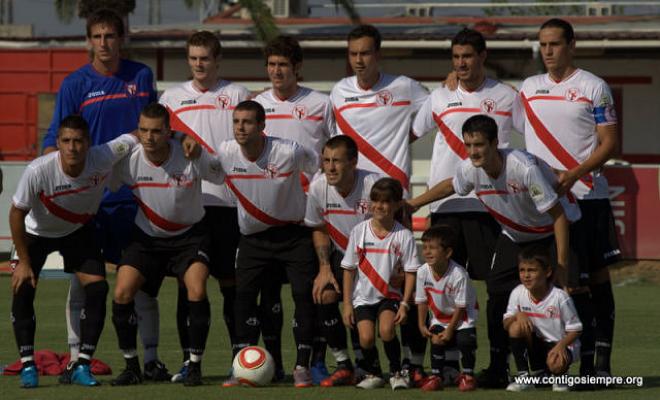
left=12, top=262, right=36, bottom=293
left=516, top=312, right=534, bottom=336
left=313, top=268, right=340, bottom=304
left=419, top=325, right=433, bottom=338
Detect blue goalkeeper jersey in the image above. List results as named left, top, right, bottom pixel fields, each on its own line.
left=43, top=59, right=156, bottom=203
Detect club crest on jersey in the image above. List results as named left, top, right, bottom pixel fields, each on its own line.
left=217, top=94, right=232, bottom=110
left=506, top=180, right=525, bottom=194
left=126, top=83, right=137, bottom=96
left=565, top=87, right=582, bottom=102
left=375, top=90, right=394, bottom=106
left=390, top=242, right=402, bottom=257
left=355, top=199, right=370, bottom=214
left=546, top=306, right=559, bottom=319
left=264, top=164, right=279, bottom=178
left=480, top=98, right=497, bottom=114
left=168, top=173, right=193, bottom=187
left=292, top=105, right=308, bottom=120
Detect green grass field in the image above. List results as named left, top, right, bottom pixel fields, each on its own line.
left=1, top=274, right=659, bottom=399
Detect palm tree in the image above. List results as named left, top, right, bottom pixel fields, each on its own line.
left=55, top=0, right=360, bottom=43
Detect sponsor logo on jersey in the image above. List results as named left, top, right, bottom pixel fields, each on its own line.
left=168, top=173, right=193, bottom=187
left=535, top=89, right=550, bottom=94
left=180, top=99, right=197, bottom=105
left=355, top=199, right=370, bottom=214
left=375, top=90, right=394, bottom=106
left=447, top=101, right=463, bottom=108
left=565, top=87, right=581, bottom=102
left=126, top=83, right=137, bottom=96
left=292, top=104, right=308, bottom=120
left=479, top=184, right=494, bottom=190
left=232, top=167, right=247, bottom=173
left=521, top=306, right=532, bottom=312
left=264, top=164, right=279, bottom=178
left=265, top=107, right=276, bottom=113
left=137, top=176, right=153, bottom=182
left=217, top=94, right=232, bottom=109
left=55, top=184, right=72, bottom=192
left=480, top=98, right=497, bottom=114
left=364, top=241, right=375, bottom=247
left=344, top=96, right=360, bottom=102
left=424, top=280, right=434, bottom=287
left=327, top=202, right=342, bottom=208
left=86, top=90, right=106, bottom=98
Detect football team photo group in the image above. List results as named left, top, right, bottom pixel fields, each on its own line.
left=7, top=8, right=624, bottom=393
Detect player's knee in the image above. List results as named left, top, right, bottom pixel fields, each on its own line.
left=320, top=289, right=339, bottom=305
left=113, top=284, right=135, bottom=304
left=547, top=354, right=569, bottom=375
left=456, top=329, right=477, bottom=350
left=431, top=333, right=444, bottom=346
left=358, top=330, right=375, bottom=349
left=185, top=283, right=207, bottom=301
left=379, top=323, right=396, bottom=342
left=508, top=321, right=527, bottom=338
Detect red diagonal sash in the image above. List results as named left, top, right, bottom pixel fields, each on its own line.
left=357, top=249, right=401, bottom=300
left=39, top=192, right=94, bottom=224
left=520, top=93, right=592, bottom=189
left=334, top=107, right=410, bottom=189
left=166, top=106, right=216, bottom=155
left=225, top=178, right=299, bottom=227
left=432, top=112, right=468, bottom=159
left=134, top=196, right=190, bottom=231
left=326, top=222, right=349, bottom=252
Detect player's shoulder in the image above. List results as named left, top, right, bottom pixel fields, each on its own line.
left=25, top=152, right=59, bottom=175
left=393, top=220, right=414, bottom=239
left=308, top=172, right=328, bottom=193
left=331, top=76, right=355, bottom=94
left=299, top=86, right=331, bottom=102
left=360, top=169, right=383, bottom=184
left=520, top=73, right=546, bottom=91
left=448, top=259, right=469, bottom=277
left=486, top=78, right=519, bottom=95
left=160, top=81, right=192, bottom=99
left=550, top=285, right=571, bottom=302
left=506, top=148, right=539, bottom=168
left=219, top=80, right=251, bottom=97
left=121, top=58, right=152, bottom=74
left=417, top=263, right=432, bottom=276
left=510, top=283, right=527, bottom=298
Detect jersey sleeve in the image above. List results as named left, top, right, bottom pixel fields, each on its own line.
left=12, top=165, right=39, bottom=210
left=340, top=227, right=360, bottom=270
left=141, top=67, right=158, bottom=103
left=512, top=92, right=526, bottom=134
left=323, top=98, right=338, bottom=137
left=414, top=267, right=427, bottom=304
left=592, top=81, right=617, bottom=126
left=559, top=294, right=583, bottom=333
left=304, top=184, right=325, bottom=228
left=196, top=149, right=226, bottom=184
left=524, top=161, right=559, bottom=214
left=452, top=160, right=476, bottom=196
left=410, top=79, right=430, bottom=113
left=453, top=271, right=468, bottom=307
left=503, top=286, right=521, bottom=320
left=43, top=79, right=82, bottom=150
left=108, top=156, right=130, bottom=192
left=94, top=133, right=138, bottom=167
left=411, top=94, right=436, bottom=139
left=294, top=141, right=320, bottom=175
left=401, top=229, right=420, bottom=272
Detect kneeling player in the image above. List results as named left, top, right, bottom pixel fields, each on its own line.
left=504, top=245, right=582, bottom=392
left=109, top=103, right=225, bottom=387
left=415, top=225, right=478, bottom=392
left=341, top=178, right=419, bottom=390
left=10, top=116, right=137, bottom=388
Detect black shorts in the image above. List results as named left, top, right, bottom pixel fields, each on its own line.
left=235, top=225, right=318, bottom=297
left=93, top=197, right=138, bottom=265
left=24, top=223, right=105, bottom=277
left=429, top=325, right=477, bottom=348
left=570, top=199, right=621, bottom=276
left=354, top=299, right=399, bottom=322
left=323, top=249, right=346, bottom=291
left=119, top=222, right=211, bottom=297
left=489, top=235, right=556, bottom=295
left=431, top=212, right=500, bottom=281
left=202, top=206, right=240, bottom=281
left=529, top=335, right=576, bottom=366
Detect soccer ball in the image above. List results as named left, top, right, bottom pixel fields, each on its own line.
left=232, top=346, right=275, bottom=386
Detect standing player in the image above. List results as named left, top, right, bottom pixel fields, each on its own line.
left=341, top=178, right=420, bottom=390
left=253, top=35, right=336, bottom=382
left=9, top=116, right=137, bottom=388
left=331, top=24, right=428, bottom=193
left=409, top=115, right=582, bottom=387
left=159, top=30, right=250, bottom=381
left=504, top=245, right=582, bottom=392
left=219, top=101, right=319, bottom=387
left=411, top=29, right=519, bottom=384
left=109, top=103, right=224, bottom=387
left=42, top=9, right=168, bottom=381
left=305, top=135, right=381, bottom=386
left=518, top=18, right=620, bottom=377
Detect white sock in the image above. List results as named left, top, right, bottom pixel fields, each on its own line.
left=66, top=275, right=85, bottom=361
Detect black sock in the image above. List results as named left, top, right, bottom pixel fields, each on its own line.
left=78, top=357, right=91, bottom=366
left=312, top=307, right=327, bottom=364
left=12, top=283, right=36, bottom=360
left=80, top=280, right=108, bottom=359
left=188, top=299, right=211, bottom=358
left=233, top=287, right=259, bottom=359
left=319, top=304, right=349, bottom=364
left=361, top=346, right=381, bottom=375
left=592, top=281, right=615, bottom=373
left=383, top=336, right=401, bottom=374
left=350, top=328, right=364, bottom=365
left=126, top=355, right=140, bottom=371
left=259, top=284, right=284, bottom=370
left=176, top=286, right=190, bottom=360
left=291, top=290, right=315, bottom=369
left=112, top=301, right=138, bottom=353
left=431, top=344, right=446, bottom=377
left=220, top=285, right=237, bottom=347
left=457, top=329, right=478, bottom=372
left=571, top=291, right=595, bottom=374
left=510, top=337, right=530, bottom=375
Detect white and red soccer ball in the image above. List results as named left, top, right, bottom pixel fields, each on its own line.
left=232, top=346, right=275, bottom=386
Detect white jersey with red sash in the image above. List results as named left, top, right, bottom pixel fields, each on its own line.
left=504, top=284, right=582, bottom=343
left=518, top=69, right=617, bottom=199
left=304, top=169, right=380, bottom=252
left=453, top=149, right=581, bottom=243
left=13, top=134, right=137, bottom=238
left=255, top=87, right=335, bottom=190
left=217, top=136, right=318, bottom=235
left=415, top=260, right=478, bottom=330
left=412, top=78, right=519, bottom=213
left=330, top=74, right=428, bottom=192
left=341, top=219, right=419, bottom=307
left=159, top=79, right=250, bottom=207
left=111, top=140, right=225, bottom=238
